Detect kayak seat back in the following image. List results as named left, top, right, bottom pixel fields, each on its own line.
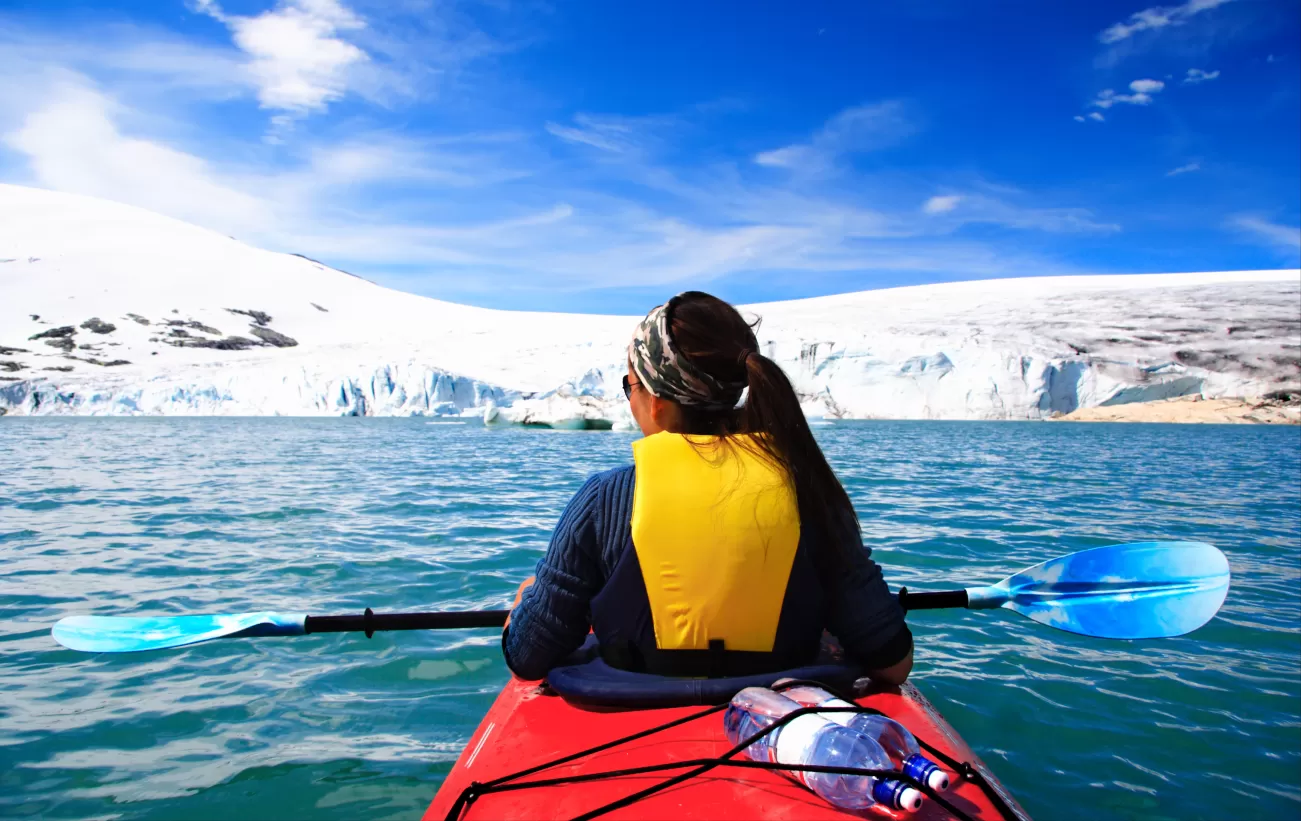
left=545, top=635, right=863, bottom=708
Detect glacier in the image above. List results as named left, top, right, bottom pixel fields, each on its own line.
left=1, top=184, right=1298, bottom=423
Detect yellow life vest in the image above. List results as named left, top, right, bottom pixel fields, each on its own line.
left=630, top=431, right=801, bottom=653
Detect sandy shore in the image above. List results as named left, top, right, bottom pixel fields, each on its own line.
left=1052, top=394, right=1301, bottom=424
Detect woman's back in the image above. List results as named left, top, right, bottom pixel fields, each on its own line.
left=502, top=291, right=913, bottom=685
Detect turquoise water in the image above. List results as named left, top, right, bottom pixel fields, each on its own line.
left=1, top=419, right=1298, bottom=821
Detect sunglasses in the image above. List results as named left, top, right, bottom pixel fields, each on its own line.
left=621, top=375, right=641, bottom=400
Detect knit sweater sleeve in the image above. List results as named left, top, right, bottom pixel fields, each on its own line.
left=502, top=467, right=632, bottom=680
left=819, top=524, right=914, bottom=669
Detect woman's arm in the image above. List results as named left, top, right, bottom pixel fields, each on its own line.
left=820, top=526, right=914, bottom=685
left=502, top=475, right=607, bottom=680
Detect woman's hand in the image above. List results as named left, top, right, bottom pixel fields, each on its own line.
left=503, top=575, right=536, bottom=628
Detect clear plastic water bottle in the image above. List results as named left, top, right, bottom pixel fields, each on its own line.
left=783, top=685, right=952, bottom=791
left=723, top=687, right=923, bottom=812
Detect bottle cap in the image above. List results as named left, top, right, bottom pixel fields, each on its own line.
left=874, top=780, right=925, bottom=812
left=928, top=769, right=951, bottom=791
left=898, top=787, right=923, bottom=812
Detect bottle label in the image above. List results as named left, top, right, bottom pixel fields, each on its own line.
left=772, top=713, right=835, bottom=782
left=814, top=697, right=856, bottom=727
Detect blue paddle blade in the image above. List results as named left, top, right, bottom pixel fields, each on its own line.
left=52, top=612, right=307, bottom=653
left=965, top=541, right=1230, bottom=639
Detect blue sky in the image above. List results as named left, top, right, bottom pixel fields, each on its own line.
left=1, top=0, right=1297, bottom=313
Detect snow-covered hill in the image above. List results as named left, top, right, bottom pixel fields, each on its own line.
left=1, top=184, right=1298, bottom=422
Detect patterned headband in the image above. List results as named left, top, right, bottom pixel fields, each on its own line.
left=627, top=295, right=747, bottom=412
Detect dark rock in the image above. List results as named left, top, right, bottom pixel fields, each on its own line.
left=162, top=334, right=260, bottom=351
left=77, top=344, right=100, bottom=350
left=30, top=326, right=75, bottom=340
left=1, top=360, right=24, bottom=372
left=30, top=314, right=39, bottom=321
left=43, top=366, right=74, bottom=372
left=0, top=376, right=19, bottom=382
left=198, top=336, right=260, bottom=351
left=126, top=313, right=151, bottom=326
left=166, top=319, right=221, bottom=334
left=312, top=302, right=328, bottom=312
left=44, top=338, right=76, bottom=352
left=0, top=346, right=29, bottom=355
left=1264, top=389, right=1301, bottom=404
left=227, top=308, right=272, bottom=326
left=64, top=355, right=131, bottom=367
left=80, top=317, right=117, bottom=334
left=249, top=326, right=297, bottom=347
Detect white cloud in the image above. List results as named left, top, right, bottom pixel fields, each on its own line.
left=1091, top=79, right=1165, bottom=108
left=544, top=114, right=646, bottom=154
left=1230, top=215, right=1301, bottom=253
left=1089, top=112, right=1105, bottom=122
left=1074, top=115, right=1086, bottom=122
left=923, top=195, right=961, bottom=214
left=1099, top=0, right=1235, bottom=44
left=1184, top=68, right=1220, bottom=84
left=194, top=0, right=368, bottom=114
left=1166, top=162, right=1201, bottom=176
left=0, top=23, right=1120, bottom=301
left=754, top=101, right=917, bottom=173
left=2, top=82, right=273, bottom=234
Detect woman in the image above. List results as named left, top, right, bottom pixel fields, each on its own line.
left=503, top=292, right=913, bottom=685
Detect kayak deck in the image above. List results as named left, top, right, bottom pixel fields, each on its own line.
left=426, top=677, right=1030, bottom=821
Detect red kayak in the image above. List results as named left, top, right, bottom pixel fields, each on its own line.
left=425, top=676, right=1030, bottom=821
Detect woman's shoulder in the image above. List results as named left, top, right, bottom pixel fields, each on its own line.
left=579, top=464, right=635, bottom=498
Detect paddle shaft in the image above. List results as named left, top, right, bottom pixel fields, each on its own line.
left=298, top=589, right=970, bottom=637
left=897, top=588, right=969, bottom=611
left=305, top=609, right=509, bottom=636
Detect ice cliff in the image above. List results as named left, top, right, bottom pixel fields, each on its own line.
left=1, top=184, right=1297, bottom=423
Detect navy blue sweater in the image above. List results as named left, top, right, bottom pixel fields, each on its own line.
left=504, top=465, right=910, bottom=680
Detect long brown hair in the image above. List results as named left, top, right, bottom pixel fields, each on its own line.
left=663, top=291, right=858, bottom=566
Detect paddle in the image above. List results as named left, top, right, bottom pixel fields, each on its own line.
left=899, top=540, right=1231, bottom=640
left=51, top=540, right=1229, bottom=653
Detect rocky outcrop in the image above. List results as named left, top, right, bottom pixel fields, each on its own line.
left=226, top=308, right=272, bottom=326
left=80, top=318, right=117, bottom=334
left=249, top=326, right=297, bottom=348
left=29, top=326, right=76, bottom=352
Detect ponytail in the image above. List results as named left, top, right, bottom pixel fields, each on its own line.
left=665, top=293, right=859, bottom=568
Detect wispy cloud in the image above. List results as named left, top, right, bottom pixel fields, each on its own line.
left=1091, top=79, right=1166, bottom=109
left=1183, top=67, right=1220, bottom=83
left=753, top=101, right=917, bottom=173
left=1229, top=215, right=1301, bottom=255
left=0, top=8, right=1132, bottom=306
left=2, top=81, right=274, bottom=233
left=923, top=195, right=960, bottom=214
left=543, top=113, right=671, bottom=155
left=1099, top=0, right=1235, bottom=44
left=1166, top=162, right=1201, bottom=176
